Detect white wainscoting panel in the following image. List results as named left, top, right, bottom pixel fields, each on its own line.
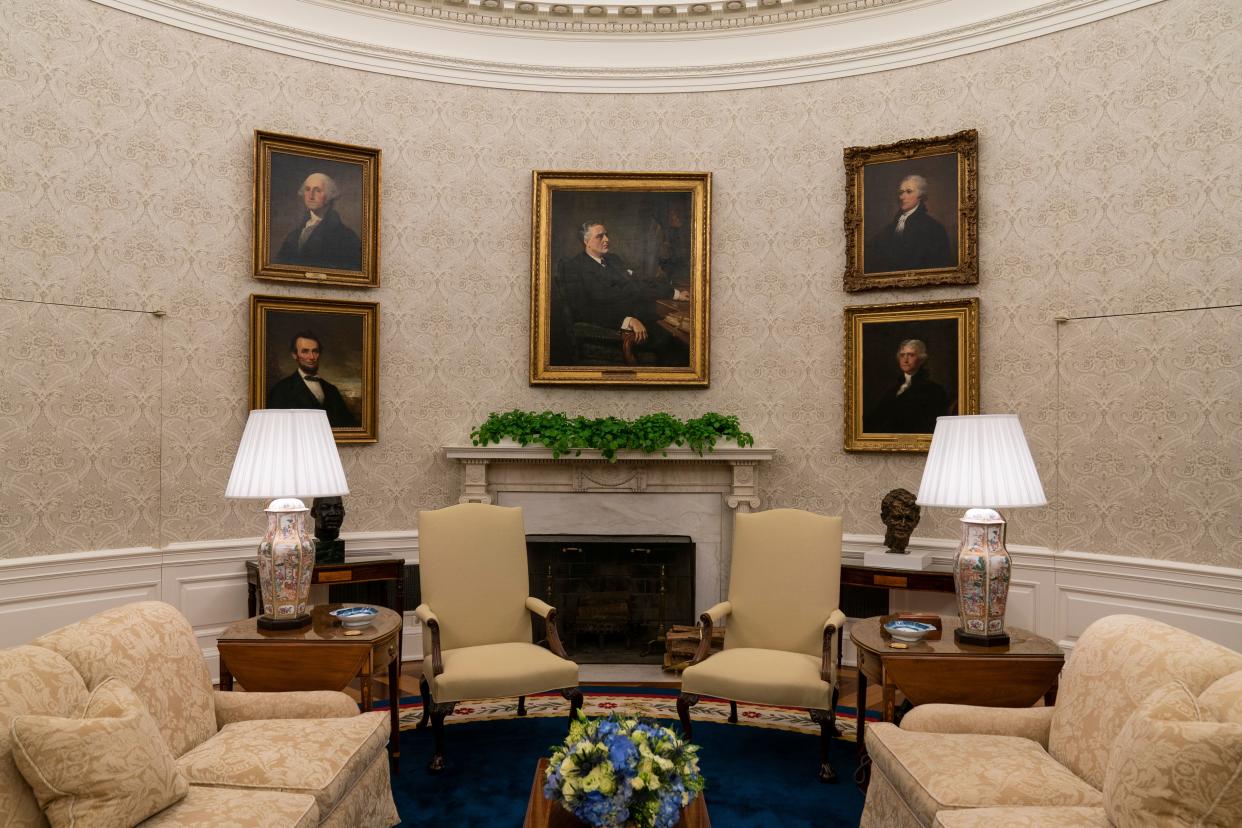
left=0, top=532, right=421, bottom=685
left=2, top=532, right=1238, bottom=681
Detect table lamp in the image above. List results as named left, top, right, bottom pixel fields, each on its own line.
left=916, top=414, right=1046, bottom=646
left=225, top=409, right=349, bottom=630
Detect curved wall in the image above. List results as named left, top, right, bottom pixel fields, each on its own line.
left=1, top=0, right=1238, bottom=567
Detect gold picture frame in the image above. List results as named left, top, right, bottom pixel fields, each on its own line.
left=530, top=170, right=711, bottom=386
left=253, top=131, right=381, bottom=288
left=843, top=129, right=978, bottom=292
left=844, top=297, right=979, bottom=452
left=249, top=294, right=379, bottom=444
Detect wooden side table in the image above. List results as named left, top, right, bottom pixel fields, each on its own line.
left=217, top=604, right=403, bottom=765
left=849, top=615, right=1064, bottom=789
left=246, top=556, right=405, bottom=664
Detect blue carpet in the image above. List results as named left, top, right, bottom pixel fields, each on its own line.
left=392, top=714, right=864, bottom=827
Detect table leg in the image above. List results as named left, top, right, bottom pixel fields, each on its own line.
left=883, top=680, right=897, bottom=722
left=388, top=649, right=400, bottom=765
left=1045, top=675, right=1059, bottom=706
left=220, top=661, right=234, bottom=691
left=247, top=580, right=257, bottom=618
left=394, top=565, right=405, bottom=667
left=854, top=668, right=870, bottom=791
left=362, top=673, right=373, bottom=711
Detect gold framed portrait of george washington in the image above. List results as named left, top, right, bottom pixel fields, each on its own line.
left=843, top=130, right=978, bottom=292
left=529, top=170, right=711, bottom=387
left=844, top=298, right=980, bottom=452
left=249, top=294, right=379, bottom=444
left=253, top=131, right=381, bottom=288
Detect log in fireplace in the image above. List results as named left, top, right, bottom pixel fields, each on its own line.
left=526, top=534, right=695, bottom=664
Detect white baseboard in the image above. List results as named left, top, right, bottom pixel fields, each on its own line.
left=2, top=533, right=1238, bottom=679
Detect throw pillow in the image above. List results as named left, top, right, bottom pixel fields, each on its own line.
left=10, top=676, right=189, bottom=827
left=1103, top=680, right=1242, bottom=828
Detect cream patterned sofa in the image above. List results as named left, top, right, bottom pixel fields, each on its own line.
left=861, top=614, right=1242, bottom=828
left=1, top=601, right=400, bottom=827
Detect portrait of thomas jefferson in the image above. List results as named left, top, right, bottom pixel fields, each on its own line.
left=860, top=320, right=959, bottom=436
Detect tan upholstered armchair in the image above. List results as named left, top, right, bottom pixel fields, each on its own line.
left=414, top=503, right=582, bottom=772
left=678, top=508, right=846, bottom=782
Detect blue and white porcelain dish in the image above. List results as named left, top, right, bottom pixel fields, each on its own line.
left=330, top=606, right=379, bottom=628
left=883, top=619, right=936, bottom=642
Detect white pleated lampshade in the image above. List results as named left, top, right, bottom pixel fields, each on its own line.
left=916, top=414, right=1046, bottom=509
left=225, top=409, right=349, bottom=499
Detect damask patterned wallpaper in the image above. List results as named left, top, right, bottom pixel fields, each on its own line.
left=0, top=0, right=1238, bottom=565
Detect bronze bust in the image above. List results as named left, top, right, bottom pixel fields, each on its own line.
left=310, top=496, right=345, bottom=564
left=880, top=488, right=921, bottom=554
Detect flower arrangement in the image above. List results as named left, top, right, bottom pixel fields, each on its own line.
left=543, top=713, right=705, bottom=828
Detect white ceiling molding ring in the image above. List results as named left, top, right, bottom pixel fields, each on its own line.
left=89, top=0, right=1165, bottom=93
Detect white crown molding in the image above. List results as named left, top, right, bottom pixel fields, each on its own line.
left=88, top=0, right=1164, bottom=92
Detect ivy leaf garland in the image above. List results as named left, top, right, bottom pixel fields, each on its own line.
left=470, top=410, right=754, bottom=462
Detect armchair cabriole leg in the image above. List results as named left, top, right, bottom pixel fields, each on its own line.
left=517, top=695, right=527, bottom=716
left=830, top=684, right=842, bottom=736
left=810, top=708, right=837, bottom=783
left=677, top=692, right=699, bottom=739
left=561, top=687, right=583, bottom=726
left=417, top=678, right=431, bottom=730
left=728, top=700, right=738, bottom=723
left=427, top=700, right=455, bottom=773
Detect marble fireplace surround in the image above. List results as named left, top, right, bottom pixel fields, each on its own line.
left=443, top=445, right=776, bottom=615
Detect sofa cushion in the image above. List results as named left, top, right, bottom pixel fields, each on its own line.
left=176, top=711, right=389, bottom=817
left=1103, top=680, right=1242, bottom=827
left=680, top=647, right=832, bottom=710
left=141, top=786, right=319, bottom=828
left=1048, top=614, right=1242, bottom=791
left=425, top=642, right=578, bottom=704
left=11, top=677, right=189, bottom=828
left=932, top=806, right=1111, bottom=827
left=0, top=645, right=92, bottom=828
left=34, top=601, right=218, bottom=758
left=865, top=722, right=1102, bottom=825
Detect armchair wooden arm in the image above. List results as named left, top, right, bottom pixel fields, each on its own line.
left=821, top=609, right=846, bottom=684
left=689, top=601, right=732, bottom=666
left=414, top=603, right=443, bottom=676
left=525, top=596, right=569, bottom=658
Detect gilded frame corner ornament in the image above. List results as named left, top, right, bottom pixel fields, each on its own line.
left=249, top=294, right=380, bottom=444
left=530, top=170, right=711, bottom=387
left=843, top=129, right=978, bottom=293
left=843, top=297, right=980, bottom=453
left=253, top=130, right=382, bottom=288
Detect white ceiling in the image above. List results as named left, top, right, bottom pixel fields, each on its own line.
left=92, top=0, right=1163, bottom=92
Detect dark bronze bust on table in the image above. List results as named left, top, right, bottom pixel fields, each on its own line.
left=311, top=496, right=346, bottom=564
left=880, top=488, right=921, bottom=554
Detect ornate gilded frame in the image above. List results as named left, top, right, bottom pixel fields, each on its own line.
left=253, top=131, right=381, bottom=288
left=843, top=129, right=978, bottom=292
left=249, top=294, right=380, bottom=444
left=530, top=170, right=711, bottom=386
left=844, top=297, right=980, bottom=452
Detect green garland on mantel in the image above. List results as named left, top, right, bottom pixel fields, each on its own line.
left=470, top=410, right=755, bottom=462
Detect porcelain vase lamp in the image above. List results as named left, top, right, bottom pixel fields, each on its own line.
left=225, top=409, right=349, bottom=630
left=916, top=414, right=1046, bottom=647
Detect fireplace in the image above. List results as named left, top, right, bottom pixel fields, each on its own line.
left=527, top=534, right=695, bottom=664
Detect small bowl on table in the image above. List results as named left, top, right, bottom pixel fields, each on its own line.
left=329, top=606, right=379, bottom=628
left=883, top=619, right=936, bottom=643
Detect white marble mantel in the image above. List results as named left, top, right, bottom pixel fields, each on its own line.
left=442, top=444, right=776, bottom=612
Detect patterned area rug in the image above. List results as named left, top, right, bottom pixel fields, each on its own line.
left=395, top=686, right=870, bottom=740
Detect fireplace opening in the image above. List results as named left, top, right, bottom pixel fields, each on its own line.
left=527, top=534, right=695, bottom=664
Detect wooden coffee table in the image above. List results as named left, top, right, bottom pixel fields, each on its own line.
left=524, top=758, right=710, bottom=827
left=850, top=615, right=1064, bottom=788
left=217, top=603, right=402, bottom=764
